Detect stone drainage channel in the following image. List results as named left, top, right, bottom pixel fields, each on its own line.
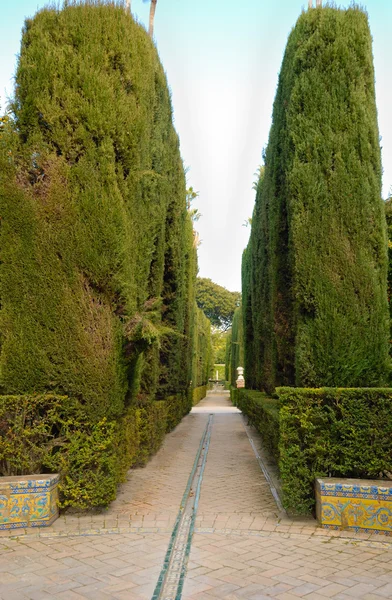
left=151, top=408, right=285, bottom=600
left=152, top=414, right=214, bottom=600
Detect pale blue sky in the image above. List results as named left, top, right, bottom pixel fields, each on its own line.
left=1, top=0, right=391, bottom=291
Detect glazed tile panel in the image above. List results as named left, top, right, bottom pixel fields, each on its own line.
left=316, top=477, right=392, bottom=535
left=0, top=474, right=59, bottom=530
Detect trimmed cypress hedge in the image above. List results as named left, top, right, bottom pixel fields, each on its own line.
left=191, top=306, right=212, bottom=389
left=279, top=388, right=392, bottom=515
left=192, top=385, right=208, bottom=406
left=385, top=197, right=392, bottom=363
left=228, top=306, right=244, bottom=387
left=0, top=3, right=211, bottom=507
left=224, top=332, right=231, bottom=382
left=231, top=388, right=280, bottom=462
left=234, top=387, right=392, bottom=515
left=243, top=7, right=389, bottom=391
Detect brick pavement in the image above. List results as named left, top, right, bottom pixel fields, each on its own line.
left=1, top=391, right=392, bottom=599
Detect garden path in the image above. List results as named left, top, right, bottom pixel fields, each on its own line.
left=0, top=391, right=392, bottom=599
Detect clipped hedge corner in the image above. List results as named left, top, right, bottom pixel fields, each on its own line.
left=279, top=388, right=392, bottom=514
left=192, top=385, right=207, bottom=406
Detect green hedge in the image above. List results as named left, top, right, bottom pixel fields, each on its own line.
left=0, top=3, right=211, bottom=507
left=234, top=387, right=392, bottom=515
left=228, top=306, right=244, bottom=387
left=0, top=393, right=189, bottom=508
left=231, top=388, right=280, bottom=462
left=165, top=392, right=192, bottom=432
left=192, top=306, right=212, bottom=388
left=385, top=198, right=392, bottom=363
left=279, top=388, right=392, bottom=514
left=243, top=7, right=389, bottom=392
left=192, top=385, right=207, bottom=406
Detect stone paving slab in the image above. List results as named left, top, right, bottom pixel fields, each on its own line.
left=183, top=528, right=392, bottom=599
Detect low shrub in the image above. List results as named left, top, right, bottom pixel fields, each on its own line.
left=233, top=387, right=392, bottom=515
left=192, top=385, right=207, bottom=406
left=230, top=386, right=239, bottom=406
left=136, top=401, right=168, bottom=466
left=0, top=393, right=187, bottom=509
left=278, top=388, right=392, bottom=514
left=232, top=389, right=280, bottom=462
left=0, top=394, right=121, bottom=508
left=165, top=393, right=192, bottom=432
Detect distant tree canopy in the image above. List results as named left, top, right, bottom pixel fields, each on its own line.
left=196, top=278, right=240, bottom=331
left=211, top=330, right=229, bottom=364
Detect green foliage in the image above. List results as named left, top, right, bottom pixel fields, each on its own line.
left=234, top=387, right=392, bottom=515
left=278, top=388, right=392, bottom=515
left=196, top=278, right=240, bottom=331
left=231, top=389, right=280, bottom=462
left=191, top=305, right=212, bottom=388
left=165, top=392, right=192, bottom=432
left=224, top=332, right=231, bottom=382
left=0, top=393, right=190, bottom=508
left=228, top=306, right=244, bottom=387
left=0, top=394, right=123, bottom=507
left=213, top=364, right=225, bottom=380
left=243, top=7, right=389, bottom=392
left=0, top=3, right=211, bottom=507
left=192, top=385, right=207, bottom=406
left=211, top=330, right=228, bottom=364
left=385, top=198, right=392, bottom=360
left=136, top=401, right=168, bottom=466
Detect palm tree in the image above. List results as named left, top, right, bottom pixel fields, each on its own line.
left=132, top=1, right=157, bottom=37
left=148, top=0, right=157, bottom=37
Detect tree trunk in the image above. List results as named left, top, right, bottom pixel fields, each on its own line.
left=308, top=0, right=312, bottom=8
left=316, top=0, right=322, bottom=6
left=149, top=0, right=157, bottom=37
left=125, top=0, right=131, bottom=12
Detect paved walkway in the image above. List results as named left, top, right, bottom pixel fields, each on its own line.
left=1, top=391, right=392, bottom=599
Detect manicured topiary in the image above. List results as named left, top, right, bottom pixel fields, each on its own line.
left=227, top=306, right=244, bottom=387
left=0, top=2, right=211, bottom=506
left=385, top=197, right=392, bottom=362
left=278, top=387, right=392, bottom=514
left=244, top=7, right=389, bottom=390
left=191, top=306, right=212, bottom=389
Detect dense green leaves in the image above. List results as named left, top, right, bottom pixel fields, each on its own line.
left=278, top=388, right=392, bottom=514
left=231, top=388, right=280, bottom=464
left=385, top=197, right=392, bottom=361
left=196, top=277, right=240, bottom=331
left=0, top=2, right=211, bottom=506
left=211, top=330, right=228, bottom=364
left=225, top=306, right=244, bottom=387
left=233, top=387, right=392, bottom=515
left=191, top=306, right=212, bottom=388
left=0, top=393, right=187, bottom=508
left=243, top=7, right=389, bottom=391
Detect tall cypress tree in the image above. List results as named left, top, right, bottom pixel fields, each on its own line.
left=244, top=7, right=389, bottom=390
left=0, top=2, right=207, bottom=505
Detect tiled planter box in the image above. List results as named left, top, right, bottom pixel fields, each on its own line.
left=316, top=478, right=392, bottom=535
left=0, top=474, right=59, bottom=530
